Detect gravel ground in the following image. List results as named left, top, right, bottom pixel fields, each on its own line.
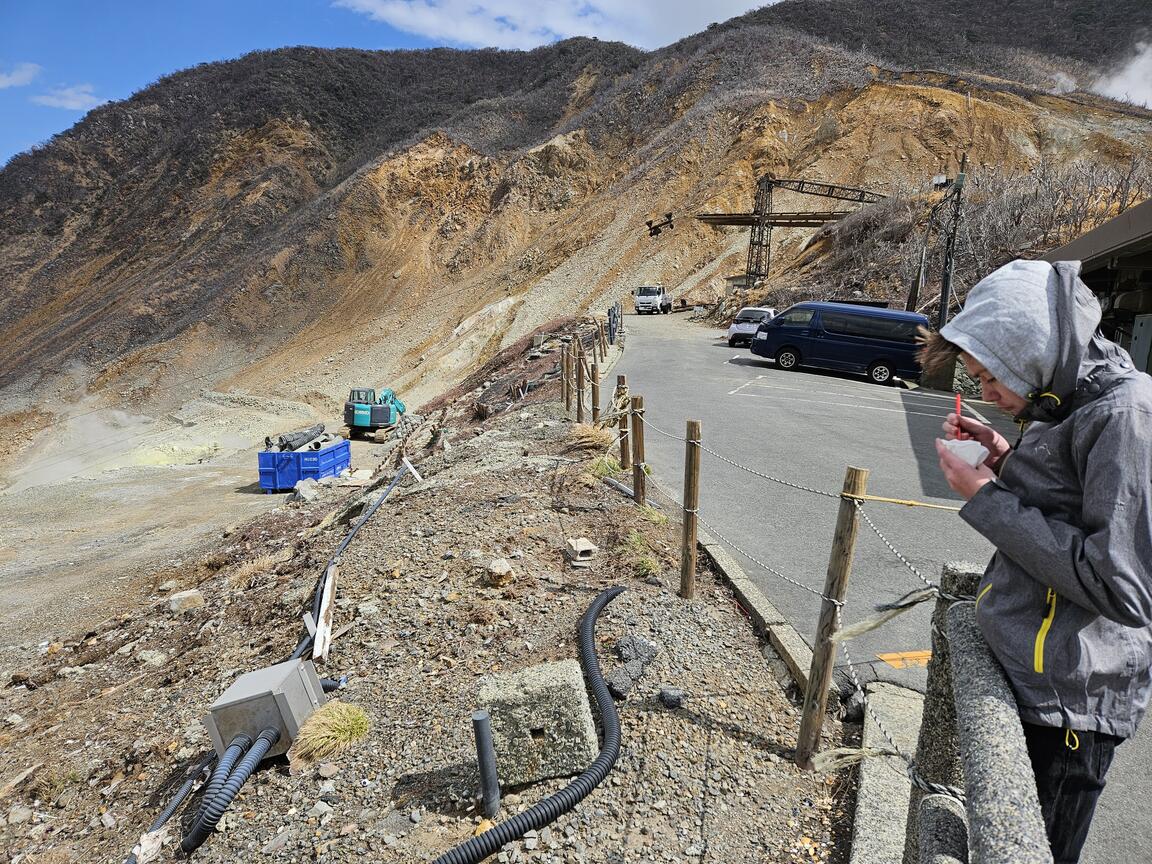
left=0, top=327, right=850, bottom=864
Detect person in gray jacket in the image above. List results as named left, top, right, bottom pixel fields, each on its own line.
left=919, top=258, right=1152, bottom=863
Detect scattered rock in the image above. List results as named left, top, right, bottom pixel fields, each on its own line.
left=100, top=811, right=116, bottom=829
left=157, top=580, right=179, bottom=593
left=136, top=650, right=167, bottom=668
left=7, top=805, right=32, bottom=825
left=261, top=829, right=291, bottom=853
left=318, top=763, right=339, bottom=779
left=168, top=589, right=205, bottom=613
left=409, top=809, right=423, bottom=824
left=657, top=686, right=688, bottom=709
left=308, top=801, right=333, bottom=819
left=293, top=478, right=321, bottom=503
left=485, top=558, right=515, bottom=587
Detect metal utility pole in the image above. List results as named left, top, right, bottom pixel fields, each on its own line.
left=935, top=154, right=967, bottom=330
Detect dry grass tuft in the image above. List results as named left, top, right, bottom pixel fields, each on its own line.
left=227, top=548, right=294, bottom=589
left=563, top=423, right=615, bottom=455
left=288, top=700, right=371, bottom=766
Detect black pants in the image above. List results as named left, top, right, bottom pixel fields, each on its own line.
left=1022, top=722, right=1124, bottom=864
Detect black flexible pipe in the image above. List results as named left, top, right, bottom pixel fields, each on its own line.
left=290, top=463, right=414, bottom=661
left=472, top=709, right=501, bottom=819
left=195, top=734, right=251, bottom=820
left=180, top=727, right=281, bottom=855
left=432, top=586, right=626, bottom=864
left=123, top=751, right=216, bottom=864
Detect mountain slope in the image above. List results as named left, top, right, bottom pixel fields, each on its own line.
left=1, top=4, right=1150, bottom=432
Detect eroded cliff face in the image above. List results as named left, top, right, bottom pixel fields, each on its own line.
left=1, top=32, right=1150, bottom=448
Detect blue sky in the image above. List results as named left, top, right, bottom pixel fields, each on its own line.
left=0, top=0, right=767, bottom=167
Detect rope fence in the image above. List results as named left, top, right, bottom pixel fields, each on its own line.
left=554, top=342, right=1041, bottom=859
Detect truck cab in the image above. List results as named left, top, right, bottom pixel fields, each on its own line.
left=633, top=286, right=672, bottom=315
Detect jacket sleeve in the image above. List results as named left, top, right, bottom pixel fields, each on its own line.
left=960, top=407, right=1152, bottom=627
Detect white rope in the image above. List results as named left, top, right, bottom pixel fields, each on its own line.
left=836, top=605, right=966, bottom=803
left=643, top=471, right=842, bottom=606
left=641, top=416, right=840, bottom=501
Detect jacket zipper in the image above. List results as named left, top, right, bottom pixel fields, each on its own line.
left=1034, top=588, right=1057, bottom=674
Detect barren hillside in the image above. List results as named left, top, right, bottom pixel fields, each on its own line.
left=1, top=1, right=1151, bottom=481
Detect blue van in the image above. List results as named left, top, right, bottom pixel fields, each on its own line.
left=749, top=301, right=930, bottom=384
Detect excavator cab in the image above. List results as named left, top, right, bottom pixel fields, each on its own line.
left=341, top=387, right=406, bottom=442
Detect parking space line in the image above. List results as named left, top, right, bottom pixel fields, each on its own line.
left=745, top=380, right=955, bottom=407
left=736, top=391, right=949, bottom=419
left=728, top=379, right=756, bottom=396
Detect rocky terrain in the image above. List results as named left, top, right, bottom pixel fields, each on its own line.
left=0, top=331, right=850, bottom=864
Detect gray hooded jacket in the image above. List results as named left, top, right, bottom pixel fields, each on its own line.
left=942, top=260, right=1152, bottom=738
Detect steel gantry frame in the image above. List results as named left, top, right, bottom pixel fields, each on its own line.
left=696, top=176, right=886, bottom=283
left=747, top=177, right=886, bottom=281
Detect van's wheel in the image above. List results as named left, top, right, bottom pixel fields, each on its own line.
left=868, top=361, right=895, bottom=385
left=728, top=337, right=737, bottom=347
left=775, top=347, right=800, bottom=370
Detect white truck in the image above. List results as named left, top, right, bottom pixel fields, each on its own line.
left=632, top=285, right=672, bottom=314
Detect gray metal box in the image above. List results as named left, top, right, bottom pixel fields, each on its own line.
left=203, top=659, right=326, bottom=758
left=1131, top=314, right=1152, bottom=375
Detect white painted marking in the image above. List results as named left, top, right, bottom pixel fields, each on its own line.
left=727, top=379, right=756, bottom=396
left=960, top=399, right=992, bottom=424
left=746, top=380, right=952, bottom=408
left=735, top=391, right=949, bottom=419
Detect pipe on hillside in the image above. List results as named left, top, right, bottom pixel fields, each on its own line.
left=180, top=727, right=281, bottom=854
left=472, top=710, right=501, bottom=819
left=432, top=586, right=626, bottom=864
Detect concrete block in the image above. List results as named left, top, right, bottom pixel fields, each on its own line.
left=478, top=659, right=598, bottom=787
left=947, top=604, right=1051, bottom=864
left=850, top=682, right=923, bottom=864
left=565, top=537, right=598, bottom=564
left=918, top=794, right=968, bottom=864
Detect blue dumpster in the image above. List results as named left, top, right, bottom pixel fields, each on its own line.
left=258, top=439, right=351, bottom=492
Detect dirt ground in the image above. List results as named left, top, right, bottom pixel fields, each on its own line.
left=0, top=329, right=851, bottom=864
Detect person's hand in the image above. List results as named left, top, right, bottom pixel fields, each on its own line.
left=935, top=438, right=997, bottom=499
left=941, top=412, right=1010, bottom=469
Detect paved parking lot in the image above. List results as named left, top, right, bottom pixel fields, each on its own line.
left=610, top=313, right=1149, bottom=863
left=614, top=314, right=1017, bottom=691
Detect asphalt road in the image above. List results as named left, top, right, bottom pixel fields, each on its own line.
left=612, top=312, right=1150, bottom=864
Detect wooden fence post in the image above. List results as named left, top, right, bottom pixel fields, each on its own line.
left=630, top=395, right=646, bottom=505
left=680, top=420, right=702, bottom=599
left=617, top=375, right=631, bottom=470
left=795, top=465, right=869, bottom=770
left=576, top=347, right=586, bottom=424
left=591, top=364, right=601, bottom=423
left=561, top=344, right=570, bottom=413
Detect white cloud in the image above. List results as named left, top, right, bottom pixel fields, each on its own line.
left=333, top=0, right=768, bottom=51
left=0, top=62, right=42, bottom=89
left=31, top=83, right=105, bottom=111
left=1093, top=42, right=1152, bottom=108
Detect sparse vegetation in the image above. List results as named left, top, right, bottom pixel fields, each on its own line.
left=287, top=699, right=371, bottom=765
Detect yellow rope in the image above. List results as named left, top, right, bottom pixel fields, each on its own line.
left=843, top=493, right=963, bottom=513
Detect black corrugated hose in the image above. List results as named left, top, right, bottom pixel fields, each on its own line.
left=431, top=585, right=627, bottom=864
left=122, top=751, right=217, bottom=864
left=180, top=727, right=281, bottom=854
left=196, top=734, right=252, bottom=819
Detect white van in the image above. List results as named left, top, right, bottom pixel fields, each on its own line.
left=633, top=286, right=672, bottom=314
left=727, top=306, right=776, bottom=347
